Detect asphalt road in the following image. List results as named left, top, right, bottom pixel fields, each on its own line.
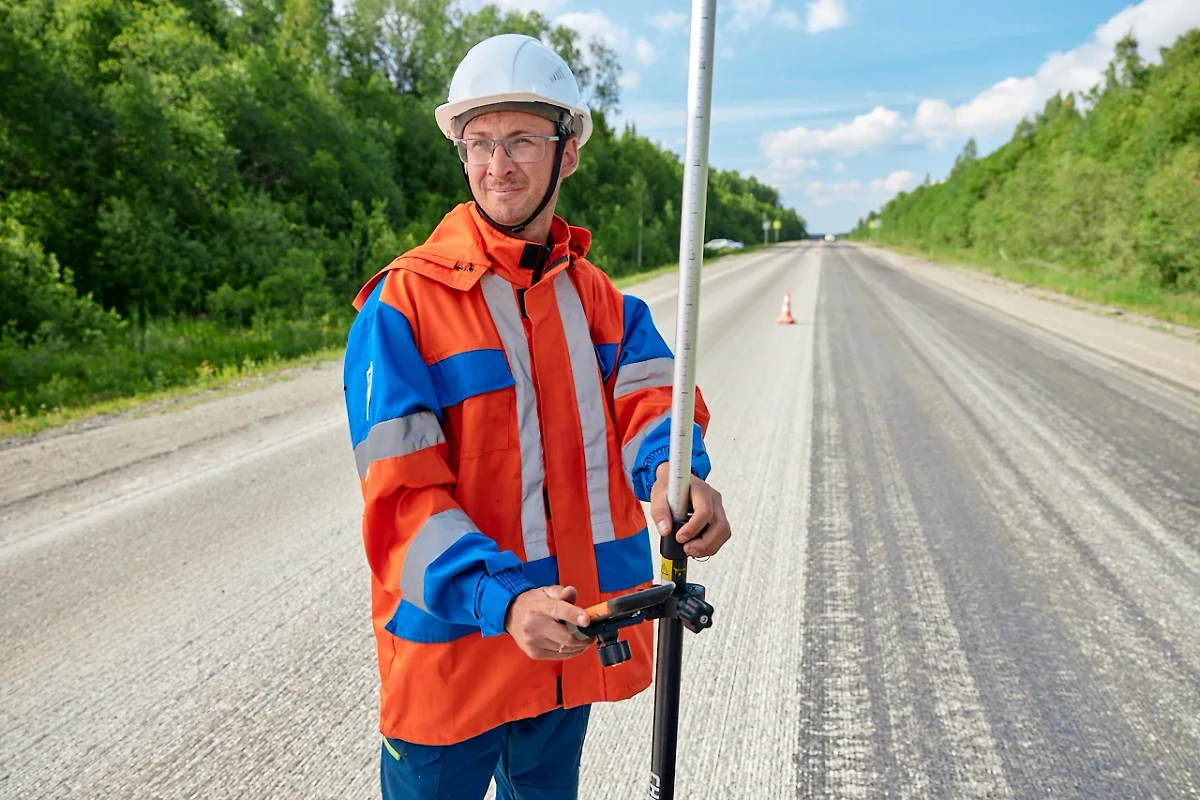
left=2, top=242, right=1198, bottom=799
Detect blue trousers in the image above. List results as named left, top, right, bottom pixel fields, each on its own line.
left=381, top=706, right=591, bottom=800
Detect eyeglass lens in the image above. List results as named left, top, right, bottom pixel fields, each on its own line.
left=458, top=136, right=550, bottom=165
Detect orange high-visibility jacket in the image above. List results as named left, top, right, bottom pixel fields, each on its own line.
left=342, top=202, right=712, bottom=746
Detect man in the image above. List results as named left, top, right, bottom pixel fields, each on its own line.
left=342, top=33, right=732, bottom=800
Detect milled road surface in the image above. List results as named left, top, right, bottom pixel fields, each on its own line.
left=2, top=242, right=1199, bottom=799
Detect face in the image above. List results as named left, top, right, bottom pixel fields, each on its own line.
left=461, top=110, right=579, bottom=229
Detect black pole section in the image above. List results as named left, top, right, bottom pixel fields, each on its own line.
left=650, top=529, right=689, bottom=800
left=650, top=614, right=684, bottom=799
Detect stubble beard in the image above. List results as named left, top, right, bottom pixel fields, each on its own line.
left=476, top=176, right=551, bottom=228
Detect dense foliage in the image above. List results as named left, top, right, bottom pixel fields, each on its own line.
left=850, top=32, right=1200, bottom=294
left=849, top=32, right=1200, bottom=293
left=0, top=0, right=805, bottom=421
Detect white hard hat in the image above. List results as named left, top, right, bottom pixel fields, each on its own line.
left=435, top=34, right=593, bottom=147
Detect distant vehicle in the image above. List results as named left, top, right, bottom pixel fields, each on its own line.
left=704, top=238, right=744, bottom=251
left=824, top=234, right=835, bottom=242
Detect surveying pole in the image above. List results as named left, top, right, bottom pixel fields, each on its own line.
left=652, top=0, right=717, bottom=797
left=564, top=5, right=720, bottom=796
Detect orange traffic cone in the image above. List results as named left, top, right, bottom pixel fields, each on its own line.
left=777, top=292, right=795, bottom=325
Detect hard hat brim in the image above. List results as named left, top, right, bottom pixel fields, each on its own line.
left=435, top=92, right=593, bottom=148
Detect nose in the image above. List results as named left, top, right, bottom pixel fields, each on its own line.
left=488, top=143, right=516, bottom=177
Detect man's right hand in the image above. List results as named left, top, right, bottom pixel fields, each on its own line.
left=504, top=585, right=594, bottom=659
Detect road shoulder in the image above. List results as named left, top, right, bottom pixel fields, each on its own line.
left=852, top=243, right=1200, bottom=396
left=0, top=360, right=344, bottom=513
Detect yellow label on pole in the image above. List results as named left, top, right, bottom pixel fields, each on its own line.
left=660, top=557, right=673, bottom=580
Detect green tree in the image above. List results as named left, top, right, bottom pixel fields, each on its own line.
left=0, top=0, right=807, bottom=419
left=851, top=30, right=1200, bottom=293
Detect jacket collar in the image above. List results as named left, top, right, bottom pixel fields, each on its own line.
left=354, top=203, right=593, bottom=310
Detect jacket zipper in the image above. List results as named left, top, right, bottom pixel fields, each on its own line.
left=517, top=256, right=567, bottom=321
left=520, top=254, right=570, bottom=708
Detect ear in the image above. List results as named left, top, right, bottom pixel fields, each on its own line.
left=558, top=137, right=580, bottom=180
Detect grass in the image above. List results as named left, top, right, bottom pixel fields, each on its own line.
left=0, top=313, right=349, bottom=442
left=862, top=240, right=1200, bottom=331
left=0, top=345, right=343, bottom=441
left=612, top=262, right=681, bottom=290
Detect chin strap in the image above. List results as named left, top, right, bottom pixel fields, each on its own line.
left=464, top=121, right=570, bottom=236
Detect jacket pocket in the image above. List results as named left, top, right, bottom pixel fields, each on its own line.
left=429, top=348, right=516, bottom=459
left=443, top=386, right=514, bottom=459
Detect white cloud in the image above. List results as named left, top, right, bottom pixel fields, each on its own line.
left=912, top=0, right=1200, bottom=141
left=871, top=170, right=917, bottom=193
left=747, top=159, right=819, bottom=194
left=555, top=10, right=641, bottom=90
left=555, top=10, right=627, bottom=49
left=912, top=77, right=1039, bottom=141
left=776, top=156, right=822, bottom=173
left=761, top=106, right=905, bottom=165
left=614, top=94, right=921, bottom=138
left=635, top=37, right=657, bottom=66
left=833, top=160, right=846, bottom=172
left=650, top=10, right=688, bottom=32
left=720, top=45, right=737, bottom=59
left=735, top=0, right=772, bottom=13
left=803, top=179, right=862, bottom=207
left=759, top=0, right=1200, bottom=160
left=731, top=0, right=772, bottom=30
left=805, top=0, right=848, bottom=33
left=732, top=0, right=832, bottom=31
left=800, top=171, right=914, bottom=207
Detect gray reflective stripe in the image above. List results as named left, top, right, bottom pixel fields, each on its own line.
left=554, top=273, right=618, bottom=546
left=614, top=356, right=674, bottom=399
left=355, top=412, right=444, bottom=479
left=480, top=273, right=549, bottom=562
left=400, top=508, right=476, bottom=611
left=622, top=409, right=671, bottom=485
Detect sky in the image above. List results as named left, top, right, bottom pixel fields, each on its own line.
left=467, top=0, right=1200, bottom=234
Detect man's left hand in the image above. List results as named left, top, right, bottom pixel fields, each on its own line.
left=648, top=462, right=732, bottom=558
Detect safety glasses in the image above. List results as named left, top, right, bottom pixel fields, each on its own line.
left=453, top=134, right=560, bottom=165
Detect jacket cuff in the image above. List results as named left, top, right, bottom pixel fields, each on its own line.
left=636, top=438, right=713, bottom=501
left=635, top=445, right=672, bottom=501
left=477, top=567, right=538, bottom=638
